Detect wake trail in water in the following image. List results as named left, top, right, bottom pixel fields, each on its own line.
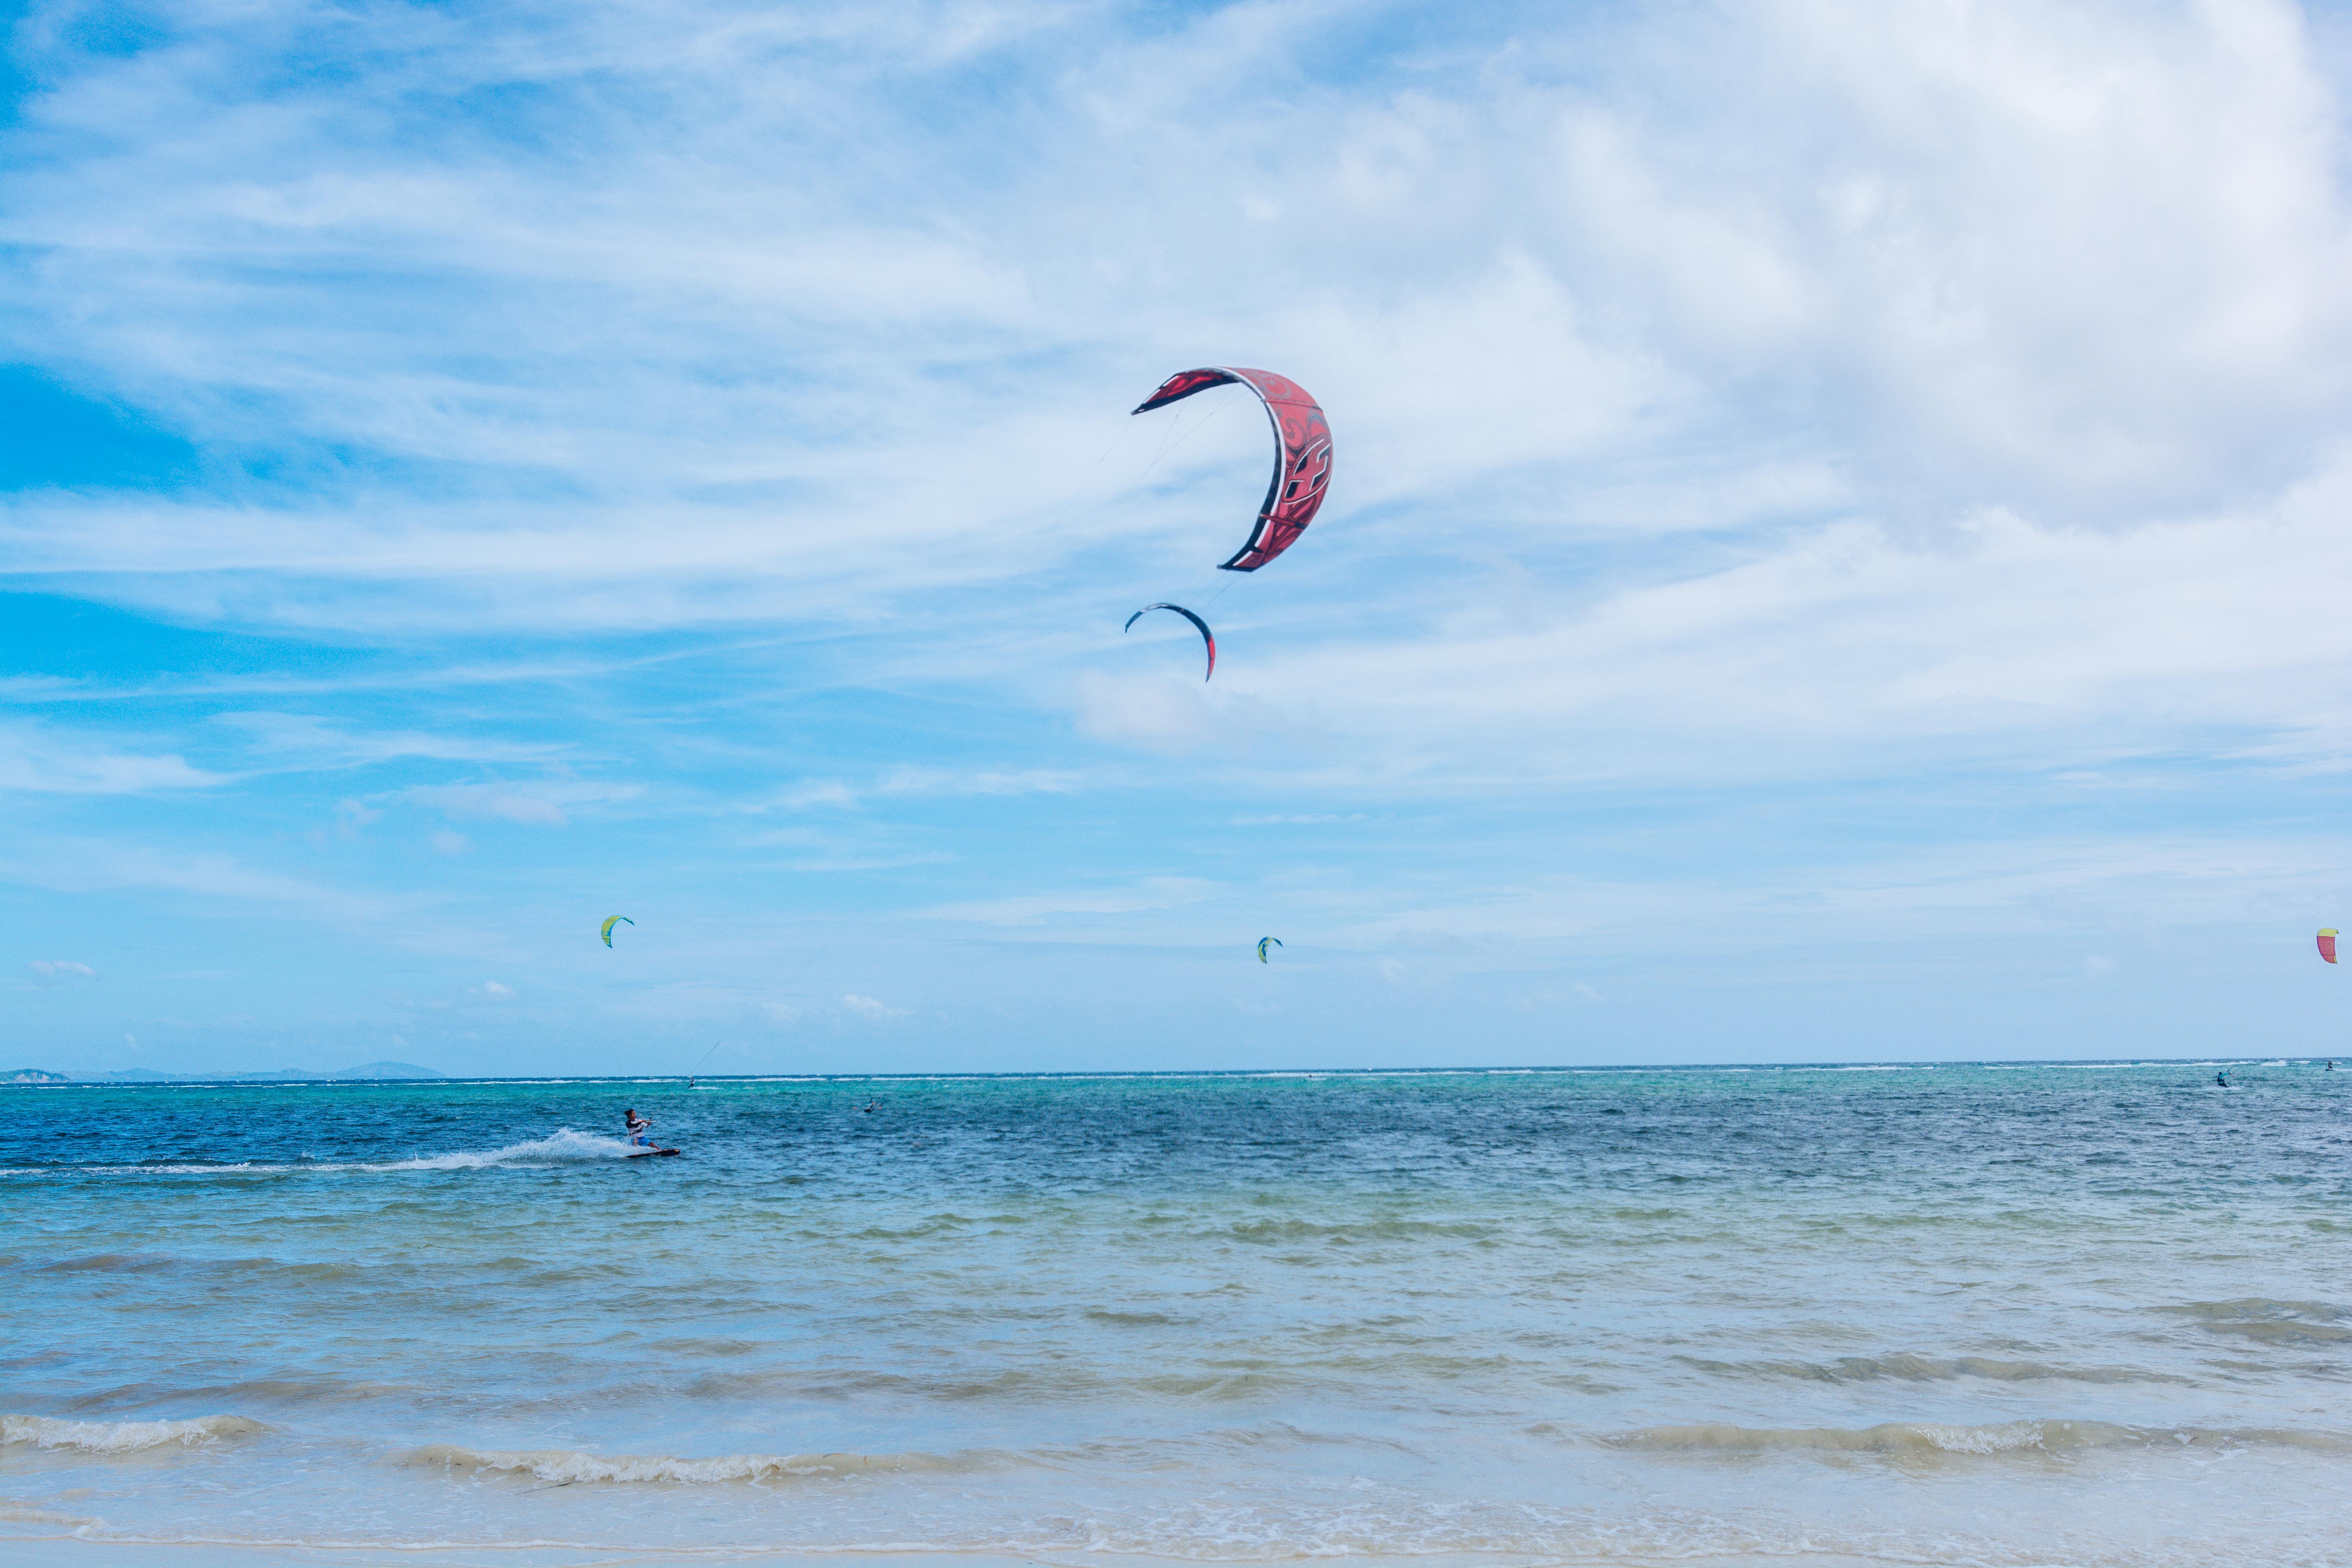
left=0, top=1128, right=645, bottom=1177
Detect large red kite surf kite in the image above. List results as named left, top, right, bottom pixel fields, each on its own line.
left=1132, top=368, right=1332, bottom=571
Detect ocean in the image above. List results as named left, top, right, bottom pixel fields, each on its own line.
left=3, top=1063, right=2348, bottom=1567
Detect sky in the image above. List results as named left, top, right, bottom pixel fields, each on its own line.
left=8, top=0, right=2352, bottom=1077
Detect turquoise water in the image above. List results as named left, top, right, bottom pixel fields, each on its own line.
left=4, top=1063, right=2350, bottom=1566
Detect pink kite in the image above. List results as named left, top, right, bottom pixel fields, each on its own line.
left=1132, top=368, right=1332, bottom=572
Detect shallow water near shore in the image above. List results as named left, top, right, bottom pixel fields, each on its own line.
left=5, top=1062, right=2350, bottom=1566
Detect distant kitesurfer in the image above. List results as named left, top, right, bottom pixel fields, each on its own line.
left=626, top=1108, right=655, bottom=1147
left=860, top=1098, right=879, bottom=1114
left=2214, top=1071, right=2230, bottom=1088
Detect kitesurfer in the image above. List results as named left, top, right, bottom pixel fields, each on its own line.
left=625, top=1108, right=655, bottom=1147
left=2214, top=1070, right=2230, bottom=1088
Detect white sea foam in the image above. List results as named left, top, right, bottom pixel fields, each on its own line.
left=18, top=1129, right=650, bottom=1178
left=350, top=1129, right=647, bottom=1171
left=402, top=1443, right=958, bottom=1484
left=0, top=1414, right=266, bottom=1453
left=1603, top=1418, right=2352, bottom=1459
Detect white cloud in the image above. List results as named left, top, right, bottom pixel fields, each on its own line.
left=1073, top=671, right=1217, bottom=755
left=0, top=722, right=220, bottom=795
left=758, top=766, right=1092, bottom=813
left=1105, top=470, right=2352, bottom=792
left=923, top=877, right=1220, bottom=927
left=430, top=829, right=472, bottom=855
left=215, top=712, right=572, bottom=768
left=25, top=959, right=97, bottom=984
left=0, top=838, right=399, bottom=924
left=471, top=980, right=513, bottom=996
left=872, top=765, right=1087, bottom=799
left=407, top=784, right=567, bottom=827
left=403, top=780, right=637, bottom=827
left=838, top=993, right=906, bottom=1020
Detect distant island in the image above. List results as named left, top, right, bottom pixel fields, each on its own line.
left=4, top=1062, right=445, bottom=1084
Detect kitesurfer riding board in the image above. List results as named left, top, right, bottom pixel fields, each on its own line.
left=622, top=1107, right=678, bottom=1156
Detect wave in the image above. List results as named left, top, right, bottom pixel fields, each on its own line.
left=401, top=1442, right=970, bottom=1485
left=1223, top=1217, right=1497, bottom=1243
left=1677, top=1351, right=2188, bottom=1385
left=37, top=1252, right=177, bottom=1274
left=0, top=1414, right=267, bottom=1453
left=2162, top=1298, right=2352, bottom=1343
left=1603, top=1418, right=2352, bottom=1459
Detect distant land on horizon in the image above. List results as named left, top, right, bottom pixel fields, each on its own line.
left=4, top=1061, right=446, bottom=1085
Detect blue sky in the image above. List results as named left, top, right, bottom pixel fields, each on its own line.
left=8, top=0, right=2352, bottom=1076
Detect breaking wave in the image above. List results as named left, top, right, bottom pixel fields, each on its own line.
left=0, top=1414, right=267, bottom=1454
left=401, top=1443, right=969, bottom=1484
left=1603, top=1418, right=2352, bottom=1460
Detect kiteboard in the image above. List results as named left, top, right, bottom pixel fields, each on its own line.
left=625, top=1146, right=682, bottom=1158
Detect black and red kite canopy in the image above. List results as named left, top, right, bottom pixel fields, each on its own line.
left=1124, top=603, right=1216, bottom=681
left=1132, top=367, right=1332, bottom=572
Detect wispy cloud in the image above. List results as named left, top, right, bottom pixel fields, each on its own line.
left=403, top=779, right=640, bottom=827
left=759, top=765, right=1094, bottom=812
left=922, top=877, right=1221, bottom=927
left=0, top=721, right=221, bottom=794
left=0, top=838, right=397, bottom=924
left=214, top=711, right=574, bottom=768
